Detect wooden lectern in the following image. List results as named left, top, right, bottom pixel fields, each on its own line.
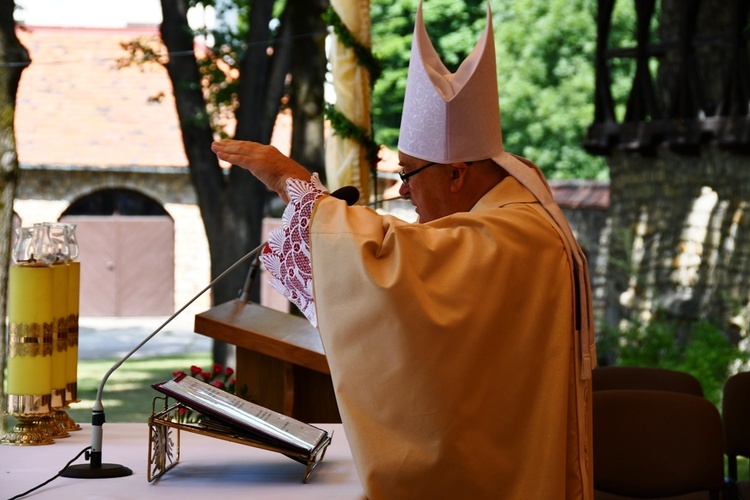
left=193, top=300, right=341, bottom=423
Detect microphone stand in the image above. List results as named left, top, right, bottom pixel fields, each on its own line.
left=239, top=252, right=261, bottom=303
left=61, top=242, right=266, bottom=478
left=60, top=187, right=393, bottom=478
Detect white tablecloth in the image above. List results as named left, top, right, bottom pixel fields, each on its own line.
left=1, top=422, right=365, bottom=499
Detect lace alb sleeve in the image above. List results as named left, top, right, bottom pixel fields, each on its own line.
left=259, top=173, right=328, bottom=327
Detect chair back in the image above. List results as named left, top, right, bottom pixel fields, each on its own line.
left=592, top=366, right=703, bottom=397
left=593, top=389, right=724, bottom=498
left=723, top=371, right=750, bottom=481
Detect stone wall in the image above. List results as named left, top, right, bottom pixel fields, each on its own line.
left=559, top=204, right=610, bottom=327
left=14, top=165, right=211, bottom=317
left=602, top=147, right=750, bottom=346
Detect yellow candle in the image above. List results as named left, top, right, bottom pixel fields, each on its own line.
left=50, top=262, right=69, bottom=408
left=66, top=261, right=80, bottom=402
left=7, top=264, right=54, bottom=396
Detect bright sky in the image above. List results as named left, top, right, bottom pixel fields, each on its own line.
left=14, top=0, right=227, bottom=32
left=15, top=0, right=163, bottom=28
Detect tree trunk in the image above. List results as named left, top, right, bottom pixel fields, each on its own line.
left=0, top=0, right=28, bottom=429
left=288, top=0, right=329, bottom=181
left=159, top=0, right=293, bottom=365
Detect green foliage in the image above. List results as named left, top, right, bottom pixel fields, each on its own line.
left=324, top=7, right=383, bottom=80
left=324, top=6, right=382, bottom=167
left=324, top=103, right=380, bottom=167
left=601, top=317, right=749, bottom=405
left=608, top=0, right=639, bottom=122
left=178, top=1, right=287, bottom=140
left=370, top=0, right=637, bottom=180
left=370, top=0, right=488, bottom=147
left=370, top=0, right=422, bottom=147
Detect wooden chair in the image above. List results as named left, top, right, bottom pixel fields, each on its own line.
left=723, top=371, right=750, bottom=500
left=593, top=390, right=725, bottom=499
left=592, top=366, right=704, bottom=397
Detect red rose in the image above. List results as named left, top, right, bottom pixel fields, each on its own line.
left=200, top=371, right=211, bottom=381
left=172, top=370, right=185, bottom=377
left=213, top=363, right=222, bottom=374
left=212, top=380, right=225, bottom=389
left=224, top=367, right=235, bottom=376
left=190, top=365, right=202, bottom=375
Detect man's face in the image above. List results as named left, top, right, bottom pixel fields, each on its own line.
left=397, top=152, right=454, bottom=223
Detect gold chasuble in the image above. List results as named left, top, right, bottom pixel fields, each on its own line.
left=310, top=175, right=594, bottom=499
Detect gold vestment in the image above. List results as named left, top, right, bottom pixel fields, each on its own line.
left=310, top=173, right=593, bottom=499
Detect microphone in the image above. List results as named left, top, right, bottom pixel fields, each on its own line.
left=60, top=242, right=267, bottom=479
left=330, top=185, right=360, bottom=206
left=330, top=185, right=408, bottom=207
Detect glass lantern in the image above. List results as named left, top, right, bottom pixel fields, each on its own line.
left=12, top=226, right=56, bottom=266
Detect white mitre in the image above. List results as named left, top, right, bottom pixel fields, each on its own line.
left=397, top=1, right=502, bottom=163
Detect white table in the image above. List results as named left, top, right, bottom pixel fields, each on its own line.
left=1, top=423, right=365, bottom=499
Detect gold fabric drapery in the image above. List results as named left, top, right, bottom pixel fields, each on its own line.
left=325, top=0, right=372, bottom=201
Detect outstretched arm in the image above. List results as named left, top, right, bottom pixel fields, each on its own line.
left=211, top=140, right=312, bottom=203
left=260, top=174, right=329, bottom=327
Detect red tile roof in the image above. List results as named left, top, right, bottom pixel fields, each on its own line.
left=550, top=180, right=610, bottom=210
left=16, top=25, right=190, bottom=167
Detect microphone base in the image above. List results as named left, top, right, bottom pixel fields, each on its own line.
left=61, top=463, right=133, bottom=479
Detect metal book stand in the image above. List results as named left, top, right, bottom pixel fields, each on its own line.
left=147, top=396, right=332, bottom=484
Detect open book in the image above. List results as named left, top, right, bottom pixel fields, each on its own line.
left=152, top=373, right=330, bottom=457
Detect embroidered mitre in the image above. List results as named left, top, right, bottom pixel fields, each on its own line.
left=397, top=1, right=503, bottom=163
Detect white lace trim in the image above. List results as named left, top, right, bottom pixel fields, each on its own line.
left=259, top=174, right=328, bottom=327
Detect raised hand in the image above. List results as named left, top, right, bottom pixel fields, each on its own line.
left=211, top=140, right=311, bottom=203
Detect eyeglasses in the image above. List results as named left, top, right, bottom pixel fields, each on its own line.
left=398, top=162, right=437, bottom=185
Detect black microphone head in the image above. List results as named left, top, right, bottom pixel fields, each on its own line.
left=330, top=186, right=360, bottom=206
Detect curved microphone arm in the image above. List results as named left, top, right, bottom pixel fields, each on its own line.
left=63, top=186, right=400, bottom=478
left=91, top=186, right=381, bottom=404
left=93, top=241, right=265, bottom=403
left=63, top=241, right=266, bottom=478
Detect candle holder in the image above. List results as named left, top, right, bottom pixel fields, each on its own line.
left=1, top=227, right=58, bottom=446
left=1, top=395, right=54, bottom=446
left=52, top=408, right=81, bottom=433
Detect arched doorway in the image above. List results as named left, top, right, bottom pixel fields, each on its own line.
left=61, top=189, right=175, bottom=316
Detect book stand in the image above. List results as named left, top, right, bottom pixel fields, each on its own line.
left=147, top=396, right=332, bottom=483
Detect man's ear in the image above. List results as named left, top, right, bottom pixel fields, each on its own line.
left=449, top=163, right=468, bottom=192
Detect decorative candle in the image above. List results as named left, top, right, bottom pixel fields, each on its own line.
left=7, top=264, right=54, bottom=403
left=39, top=223, right=71, bottom=410
left=49, top=261, right=69, bottom=409
left=4, top=228, right=57, bottom=444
